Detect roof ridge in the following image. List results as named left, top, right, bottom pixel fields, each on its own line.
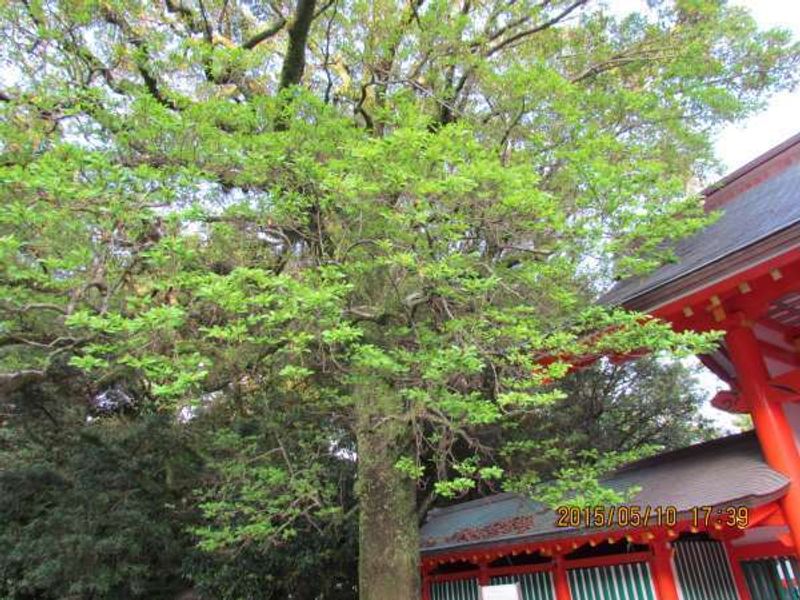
left=702, top=131, right=800, bottom=200
left=426, top=492, right=522, bottom=518
left=614, top=430, right=756, bottom=473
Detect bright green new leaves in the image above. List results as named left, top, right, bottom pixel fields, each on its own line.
left=193, top=431, right=335, bottom=551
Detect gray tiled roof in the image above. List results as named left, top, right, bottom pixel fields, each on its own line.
left=421, top=432, right=788, bottom=554
left=601, top=161, right=800, bottom=307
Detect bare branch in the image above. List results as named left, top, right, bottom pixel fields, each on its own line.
left=486, top=0, right=589, bottom=57
left=100, top=6, right=184, bottom=110
left=1, top=301, right=68, bottom=315
left=242, top=16, right=287, bottom=49
left=569, top=47, right=670, bottom=84
left=197, top=0, right=214, bottom=43
left=313, top=0, right=336, bottom=20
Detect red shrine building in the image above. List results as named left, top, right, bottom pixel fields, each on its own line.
left=419, top=133, right=800, bottom=600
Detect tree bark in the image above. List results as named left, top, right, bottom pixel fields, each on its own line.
left=355, top=382, right=420, bottom=600
left=278, top=0, right=318, bottom=90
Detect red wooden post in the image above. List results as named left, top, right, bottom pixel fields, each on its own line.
left=421, top=564, right=432, bottom=600
left=650, top=540, right=681, bottom=600
left=724, top=540, right=754, bottom=600
left=554, top=556, right=572, bottom=600
left=726, top=324, right=800, bottom=557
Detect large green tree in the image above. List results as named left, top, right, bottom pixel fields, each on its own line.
left=1, top=1, right=797, bottom=598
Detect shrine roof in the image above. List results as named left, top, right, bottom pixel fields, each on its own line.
left=601, top=135, right=800, bottom=311
left=420, top=431, right=788, bottom=555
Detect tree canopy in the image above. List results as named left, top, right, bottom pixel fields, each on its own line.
left=1, top=0, right=798, bottom=598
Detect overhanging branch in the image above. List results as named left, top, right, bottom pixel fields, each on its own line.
left=486, top=0, right=589, bottom=57
left=243, top=16, right=287, bottom=49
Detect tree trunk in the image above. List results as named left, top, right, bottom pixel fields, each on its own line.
left=355, top=382, right=420, bottom=600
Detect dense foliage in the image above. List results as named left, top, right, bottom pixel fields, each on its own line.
left=543, top=356, right=719, bottom=456
left=494, top=356, right=720, bottom=504
left=1, top=0, right=797, bottom=598
left=0, top=379, right=197, bottom=599
left=0, top=374, right=358, bottom=600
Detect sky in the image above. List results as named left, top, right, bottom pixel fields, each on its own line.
left=608, top=0, right=800, bottom=431
left=713, top=1, right=800, bottom=172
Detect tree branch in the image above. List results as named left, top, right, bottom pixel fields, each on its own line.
left=101, top=6, right=183, bottom=110
left=313, top=0, right=336, bottom=20
left=486, top=0, right=589, bottom=57
left=242, top=16, right=287, bottom=49
left=1, top=301, right=68, bottom=315
left=197, top=0, right=214, bottom=43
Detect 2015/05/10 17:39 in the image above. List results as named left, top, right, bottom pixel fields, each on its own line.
left=554, top=505, right=750, bottom=529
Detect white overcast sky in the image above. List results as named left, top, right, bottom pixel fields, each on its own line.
left=610, top=0, right=800, bottom=431
left=712, top=1, right=800, bottom=172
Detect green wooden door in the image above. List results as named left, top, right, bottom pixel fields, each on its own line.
left=490, top=572, right=555, bottom=600
left=431, top=578, right=480, bottom=600
left=568, top=562, right=656, bottom=600
left=742, top=556, right=800, bottom=600
left=673, top=540, right=739, bottom=600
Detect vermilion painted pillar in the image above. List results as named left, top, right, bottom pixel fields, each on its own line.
left=726, top=325, right=800, bottom=556
left=421, top=566, right=432, bottom=600
left=724, top=540, right=754, bottom=600
left=554, top=557, right=572, bottom=600
left=650, top=541, right=681, bottom=600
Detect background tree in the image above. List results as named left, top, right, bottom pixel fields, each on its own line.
left=0, top=376, right=198, bottom=600
left=545, top=356, right=719, bottom=455
left=1, top=1, right=798, bottom=599
left=0, top=355, right=715, bottom=599
left=0, top=372, right=358, bottom=600
left=489, top=356, right=721, bottom=503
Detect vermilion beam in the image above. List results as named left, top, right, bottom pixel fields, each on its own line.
left=653, top=248, right=800, bottom=327
left=478, top=562, right=490, bottom=586
left=726, top=324, right=800, bottom=557
left=421, top=568, right=432, bottom=600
